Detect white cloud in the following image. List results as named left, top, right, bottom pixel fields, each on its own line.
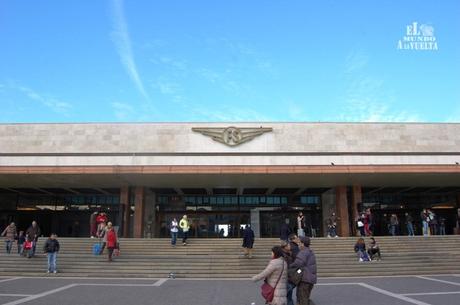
left=111, top=102, right=136, bottom=120
left=286, top=101, right=308, bottom=121
left=337, top=50, right=421, bottom=122
left=189, top=105, right=273, bottom=122
left=445, top=108, right=460, bottom=122
left=7, top=84, right=73, bottom=115
left=110, top=0, right=150, bottom=102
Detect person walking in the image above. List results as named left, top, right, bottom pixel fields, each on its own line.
left=456, top=208, right=460, bottom=235
left=439, top=217, right=446, bottom=235
left=43, top=233, right=60, bottom=273
left=427, top=209, right=437, bottom=235
left=90, top=211, right=98, bottom=238
left=290, top=236, right=317, bottom=305
left=421, top=209, right=429, bottom=236
left=23, top=234, right=34, bottom=258
left=365, top=208, right=374, bottom=236
left=103, top=222, right=118, bottom=262
left=326, top=213, right=338, bottom=238
left=252, top=246, right=288, bottom=305
left=389, top=214, right=398, bottom=236
left=170, top=218, right=179, bottom=247
left=280, top=219, right=291, bottom=242
left=357, top=214, right=366, bottom=237
left=96, top=212, right=108, bottom=235
left=297, top=212, right=305, bottom=237
left=281, top=240, right=295, bottom=305
left=288, top=233, right=300, bottom=260
left=17, top=230, right=25, bottom=255
left=405, top=213, right=415, bottom=236
left=242, top=224, right=255, bottom=258
left=179, top=215, right=190, bottom=246
left=26, top=221, right=41, bottom=257
left=1, top=222, right=17, bottom=254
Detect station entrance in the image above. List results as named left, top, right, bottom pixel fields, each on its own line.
left=155, top=189, right=324, bottom=238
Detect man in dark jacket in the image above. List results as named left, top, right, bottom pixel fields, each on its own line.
left=288, top=233, right=300, bottom=260
left=43, top=233, right=60, bottom=274
left=280, top=219, right=292, bottom=241
left=286, top=234, right=300, bottom=305
left=242, top=225, right=255, bottom=258
left=26, top=221, right=41, bottom=257
left=290, top=236, right=317, bottom=305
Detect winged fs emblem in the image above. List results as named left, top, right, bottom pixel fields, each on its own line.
left=192, top=126, right=273, bottom=147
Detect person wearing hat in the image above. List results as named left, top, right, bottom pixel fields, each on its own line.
left=290, top=236, right=317, bottom=305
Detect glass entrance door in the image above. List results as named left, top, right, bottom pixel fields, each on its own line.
left=158, top=211, right=250, bottom=238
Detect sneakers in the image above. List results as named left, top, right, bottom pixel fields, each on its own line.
left=53, top=270, right=57, bottom=274
left=359, top=258, right=363, bottom=262
left=46, top=270, right=50, bottom=274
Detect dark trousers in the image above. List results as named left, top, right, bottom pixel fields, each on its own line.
left=31, top=239, right=38, bottom=256
left=99, top=242, right=106, bottom=255
left=297, top=282, right=314, bottom=305
left=287, top=282, right=295, bottom=305
left=368, top=248, right=381, bottom=259
left=108, top=247, right=115, bottom=261
left=182, top=231, right=188, bottom=244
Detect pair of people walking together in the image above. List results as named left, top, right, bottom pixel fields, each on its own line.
left=170, top=215, right=190, bottom=246
left=252, top=236, right=317, bottom=305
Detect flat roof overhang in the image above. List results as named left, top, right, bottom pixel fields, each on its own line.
left=0, top=165, right=459, bottom=189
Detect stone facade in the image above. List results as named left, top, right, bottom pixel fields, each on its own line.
left=1, top=123, right=459, bottom=167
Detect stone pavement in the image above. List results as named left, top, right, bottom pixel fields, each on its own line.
left=0, top=275, right=459, bottom=305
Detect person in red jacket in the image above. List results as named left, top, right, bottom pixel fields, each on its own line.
left=103, top=222, right=118, bottom=262
left=96, top=212, right=108, bottom=236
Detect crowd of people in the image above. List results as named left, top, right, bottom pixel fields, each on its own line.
left=1, top=220, right=60, bottom=273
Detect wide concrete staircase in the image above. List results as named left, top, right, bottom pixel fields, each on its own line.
left=1, top=236, right=459, bottom=278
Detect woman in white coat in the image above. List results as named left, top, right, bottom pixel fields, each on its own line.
left=252, top=246, right=288, bottom=305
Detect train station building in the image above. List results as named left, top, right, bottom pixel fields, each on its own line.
left=1, top=122, right=459, bottom=238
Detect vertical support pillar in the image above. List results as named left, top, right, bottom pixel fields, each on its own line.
left=120, top=186, right=130, bottom=238
left=336, top=186, right=350, bottom=237
left=133, top=186, right=145, bottom=238
left=351, top=185, right=362, bottom=236
left=144, top=191, right=156, bottom=238
left=250, top=208, right=261, bottom=238
left=321, top=188, right=336, bottom=237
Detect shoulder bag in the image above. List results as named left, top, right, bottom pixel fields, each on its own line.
left=261, top=260, right=285, bottom=303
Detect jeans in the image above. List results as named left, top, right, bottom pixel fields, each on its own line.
left=422, top=221, right=429, bottom=236
left=287, top=282, right=295, bottom=305
left=47, top=252, right=57, bottom=272
left=32, top=239, right=38, bottom=256
left=5, top=240, right=13, bottom=254
left=18, top=243, right=23, bottom=255
left=439, top=226, right=446, bottom=235
left=328, top=226, right=337, bottom=237
left=297, top=229, right=305, bottom=237
left=407, top=223, right=415, bottom=236
left=171, top=231, right=178, bottom=245
left=390, top=225, right=397, bottom=236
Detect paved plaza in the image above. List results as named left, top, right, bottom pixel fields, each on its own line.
left=0, top=275, right=459, bottom=305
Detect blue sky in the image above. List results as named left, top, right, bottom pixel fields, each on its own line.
left=1, top=0, right=459, bottom=123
